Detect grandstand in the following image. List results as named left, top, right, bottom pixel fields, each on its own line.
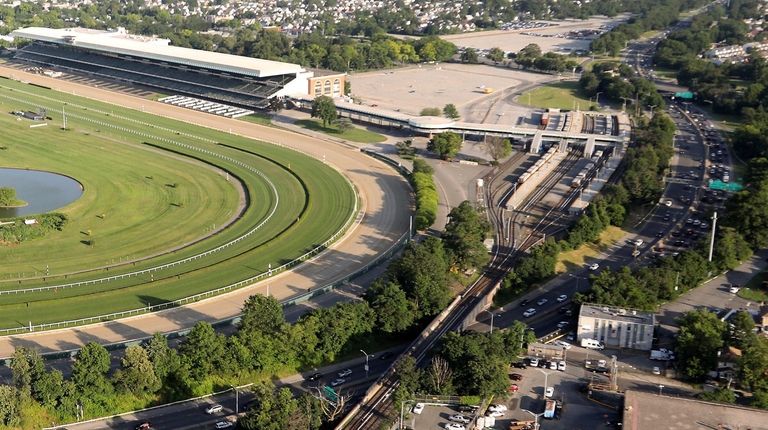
left=9, top=27, right=315, bottom=110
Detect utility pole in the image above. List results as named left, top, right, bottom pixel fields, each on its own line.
left=62, top=106, right=66, bottom=129
left=708, top=211, right=718, bottom=262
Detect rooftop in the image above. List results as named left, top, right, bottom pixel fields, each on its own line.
left=10, top=27, right=304, bottom=78
left=579, top=303, right=655, bottom=325
left=623, top=389, right=768, bottom=430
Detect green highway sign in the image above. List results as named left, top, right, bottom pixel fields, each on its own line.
left=709, top=179, right=743, bottom=192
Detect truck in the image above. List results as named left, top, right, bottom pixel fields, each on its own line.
left=543, top=399, right=557, bottom=419
left=650, top=349, right=674, bottom=361
left=580, top=338, right=605, bottom=350
left=541, top=112, right=550, bottom=126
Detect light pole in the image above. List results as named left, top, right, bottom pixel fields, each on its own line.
left=480, top=308, right=503, bottom=333
left=521, top=408, right=545, bottom=429
left=658, top=384, right=665, bottom=396
left=708, top=211, right=718, bottom=262
left=399, top=400, right=414, bottom=430
left=360, top=349, right=370, bottom=377
left=231, top=385, right=239, bottom=414
left=595, top=91, right=603, bottom=107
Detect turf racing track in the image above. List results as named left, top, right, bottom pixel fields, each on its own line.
left=0, top=65, right=411, bottom=358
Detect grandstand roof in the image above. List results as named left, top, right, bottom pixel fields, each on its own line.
left=10, top=27, right=304, bottom=78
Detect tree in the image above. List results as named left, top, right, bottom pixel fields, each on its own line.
left=675, top=309, right=728, bottom=380
left=240, top=294, right=285, bottom=336
left=740, top=336, right=768, bottom=392
left=388, top=237, right=451, bottom=317
left=179, top=321, right=225, bottom=381
left=146, top=333, right=180, bottom=383
left=333, top=117, right=354, bottom=132
left=9, top=347, right=44, bottom=397
left=365, top=280, right=417, bottom=333
left=0, top=386, right=19, bottom=426
left=484, top=136, right=512, bottom=162
left=729, top=311, right=757, bottom=349
left=33, top=369, right=64, bottom=408
left=699, top=387, right=736, bottom=403
left=239, top=383, right=303, bottom=430
left=711, top=227, right=752, bottom=271
left=460, top=47, right=479, bottom=63
left=443, top=201, right=491, bottom=270
left=422, top=356, right=454, bottom=395
left=113, top=345, right=161, bottom=395
left=420, top=107, right=442, bottom=116
left=0, top=187, right=19, bottom=207
left=310, top=95, right=337, bottom=127
left=486, top=47, right=505, bottom=63
left=443, top=103, right=460, bottom=120
left=428, top=132, right=463, bottom=160
left=72, top=342, right=112, bottom=397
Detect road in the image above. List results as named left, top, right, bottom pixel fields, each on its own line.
left=0, top=64, right=411, bottom=359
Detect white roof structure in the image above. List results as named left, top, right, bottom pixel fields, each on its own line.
left=10, top=27, right=304, bottom=78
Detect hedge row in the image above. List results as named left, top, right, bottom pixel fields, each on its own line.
left=412, top=158, right=438, bottom=230
left=0, top=213, right=67, bottom=243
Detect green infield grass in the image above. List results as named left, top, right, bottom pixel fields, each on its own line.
left=294, top=119, right=387, bottom=144
left=0, top=78, right=357, bottom=329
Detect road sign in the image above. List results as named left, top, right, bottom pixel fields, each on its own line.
left=674, top=91, right=694, bottom=100
left=323, top=385, right=338, bottom=402
left=709, top=179, right=743, bottom=192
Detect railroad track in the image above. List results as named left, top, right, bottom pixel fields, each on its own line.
left=339, top=148, right=582, bottom=430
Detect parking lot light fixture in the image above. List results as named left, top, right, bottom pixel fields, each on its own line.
left=521, top=408, right=544, bottom=429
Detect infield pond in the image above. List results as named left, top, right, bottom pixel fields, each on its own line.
left=0, top=168, right=82, bottom=218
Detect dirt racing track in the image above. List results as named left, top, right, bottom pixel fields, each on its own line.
left=0, top=65, right=412, bottom=358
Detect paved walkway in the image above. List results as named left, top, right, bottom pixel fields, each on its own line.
left=0, top=66, right=412, bottom=359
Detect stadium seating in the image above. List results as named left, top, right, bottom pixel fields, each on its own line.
left=15, top=43, right=293, bottom=109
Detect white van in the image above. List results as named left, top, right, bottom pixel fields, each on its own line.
left=580, top=338, right=605, bottom=350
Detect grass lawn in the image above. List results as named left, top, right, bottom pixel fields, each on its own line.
left=295, top=119, right=386, bottom=144
left=518, top=81, right=603, bottom=111
left=738, top=269, right=768, bottom=302
left=556, top=226, right=628, bottom=273
left=0, top=78, right=357, bottom=328
left=239, top=112, right=273, bottom=126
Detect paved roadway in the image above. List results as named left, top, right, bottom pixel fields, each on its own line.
left=0, top=65, right=411, bottom=359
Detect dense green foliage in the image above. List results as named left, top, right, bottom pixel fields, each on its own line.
left=443, top=201, right=491, bottom=271
left=579, top=62, right=665, bottom=113
left=411, top=158, right=438, bottom=230
left=0, top=213, right=67, bottom=244
left=513, top=43, right=579, bottom=73
left=653, top=5, right=768, bottom=115
left=428, top=132, right=463, bottom=160
left=590, top=0, right=709, bottom=55
left=676, top=309, right=729, bottom=380
left=0, top=187, right=21, bottom=207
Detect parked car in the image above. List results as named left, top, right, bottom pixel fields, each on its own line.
left=412, top=403, right=425, bottom=414
left=537, top=298, right=548, bottom=306
left=449, top=414, right=471, bottom=424
left=488, top=404, right=508, bottom=412
left=509, top=373, right=523, bottom=381
left=215, top=422, right=233, bottom=429
left=558, top=361, right=566, bottom=371
left=557, top=321, right=569, bottom=329
left=652, top=366, right=661, bottom=375
left=486, top=410, right=505, bottom=418
left=548, top=361, right=557, bottom=370
left=330, top=378, right=346, bottom=387
left=508, top=384, right=519, bottom=393
left=134, top=422, right=151, bottom=430
left=529, top=358, right=539, bottom=367
left=545, top=387, right=554, bottom=398
left=307, top=372, right=323, bottom=381
left=523, top=308, right=537, bottom=318
left=556, top=294, right=568, bottom=302
left=513, top=361, right=527, bottom=369
left=589, top=263, right=600, bottom=271
left=338, top=368, right=352, bottom=378
left=444, top=423, right=466, bottom=430
left=554, top=340, right=572, bottom=350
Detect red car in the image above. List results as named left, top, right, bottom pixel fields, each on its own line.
left=508, top=384, right=519, bottom=393
left=509, top=373, right=523, bottom=381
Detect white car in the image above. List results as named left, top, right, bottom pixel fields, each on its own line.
left=205, top=404, right=223, bottom=415
left=589, top=263, right=600, bottom=271
left=652, top=366, right=661, bottom=375
left=488, top=404, right=508, bottom=412
left=486, top=410, right=504, bottom=418
left=215, top=422, right=233, bottom=429
left=537, top=298, right=548, bottom=306
left=554, top=340, right=572, bottom=350
left=663, top=200, right=673, bottom=207
left=449, top=414, right=471, bottom=424
left=523, top=308, right=537, bottom=318
left=558, top=361, right=566, bottom=371
left=556, top=294, right=568, bottom=302
left=597, top=359, right=607, bottom=368
left=634, top=239, right=644, bottom=247
left=330, top=378, right=346, bottom=387
left=338, top=368, right=352, bottom=378
left=548, top=361, right=557, bottom=370
left=730, top=286, right=741, bottom=294
left=445, top=424, right=466, bottom=430
left=529, top=357, right=539, bottom=367
left=412, top=403, right=425, bottom=414
left=557, top=321, right=569, bottom=329
left=545, top=387, right=554, bottom=398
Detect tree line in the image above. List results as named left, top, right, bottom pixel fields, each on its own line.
left=579, top=62, right=665, bottom=113
left=674, top=307, right=768, bottom=409
left=590, top=0, right=710, bottom=56
left=0, top=201, right=490, bottom=428
left=653, top=4, right=768, bottom=115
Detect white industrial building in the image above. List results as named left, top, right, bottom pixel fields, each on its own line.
left=577, top=303, right=655, bottom=351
